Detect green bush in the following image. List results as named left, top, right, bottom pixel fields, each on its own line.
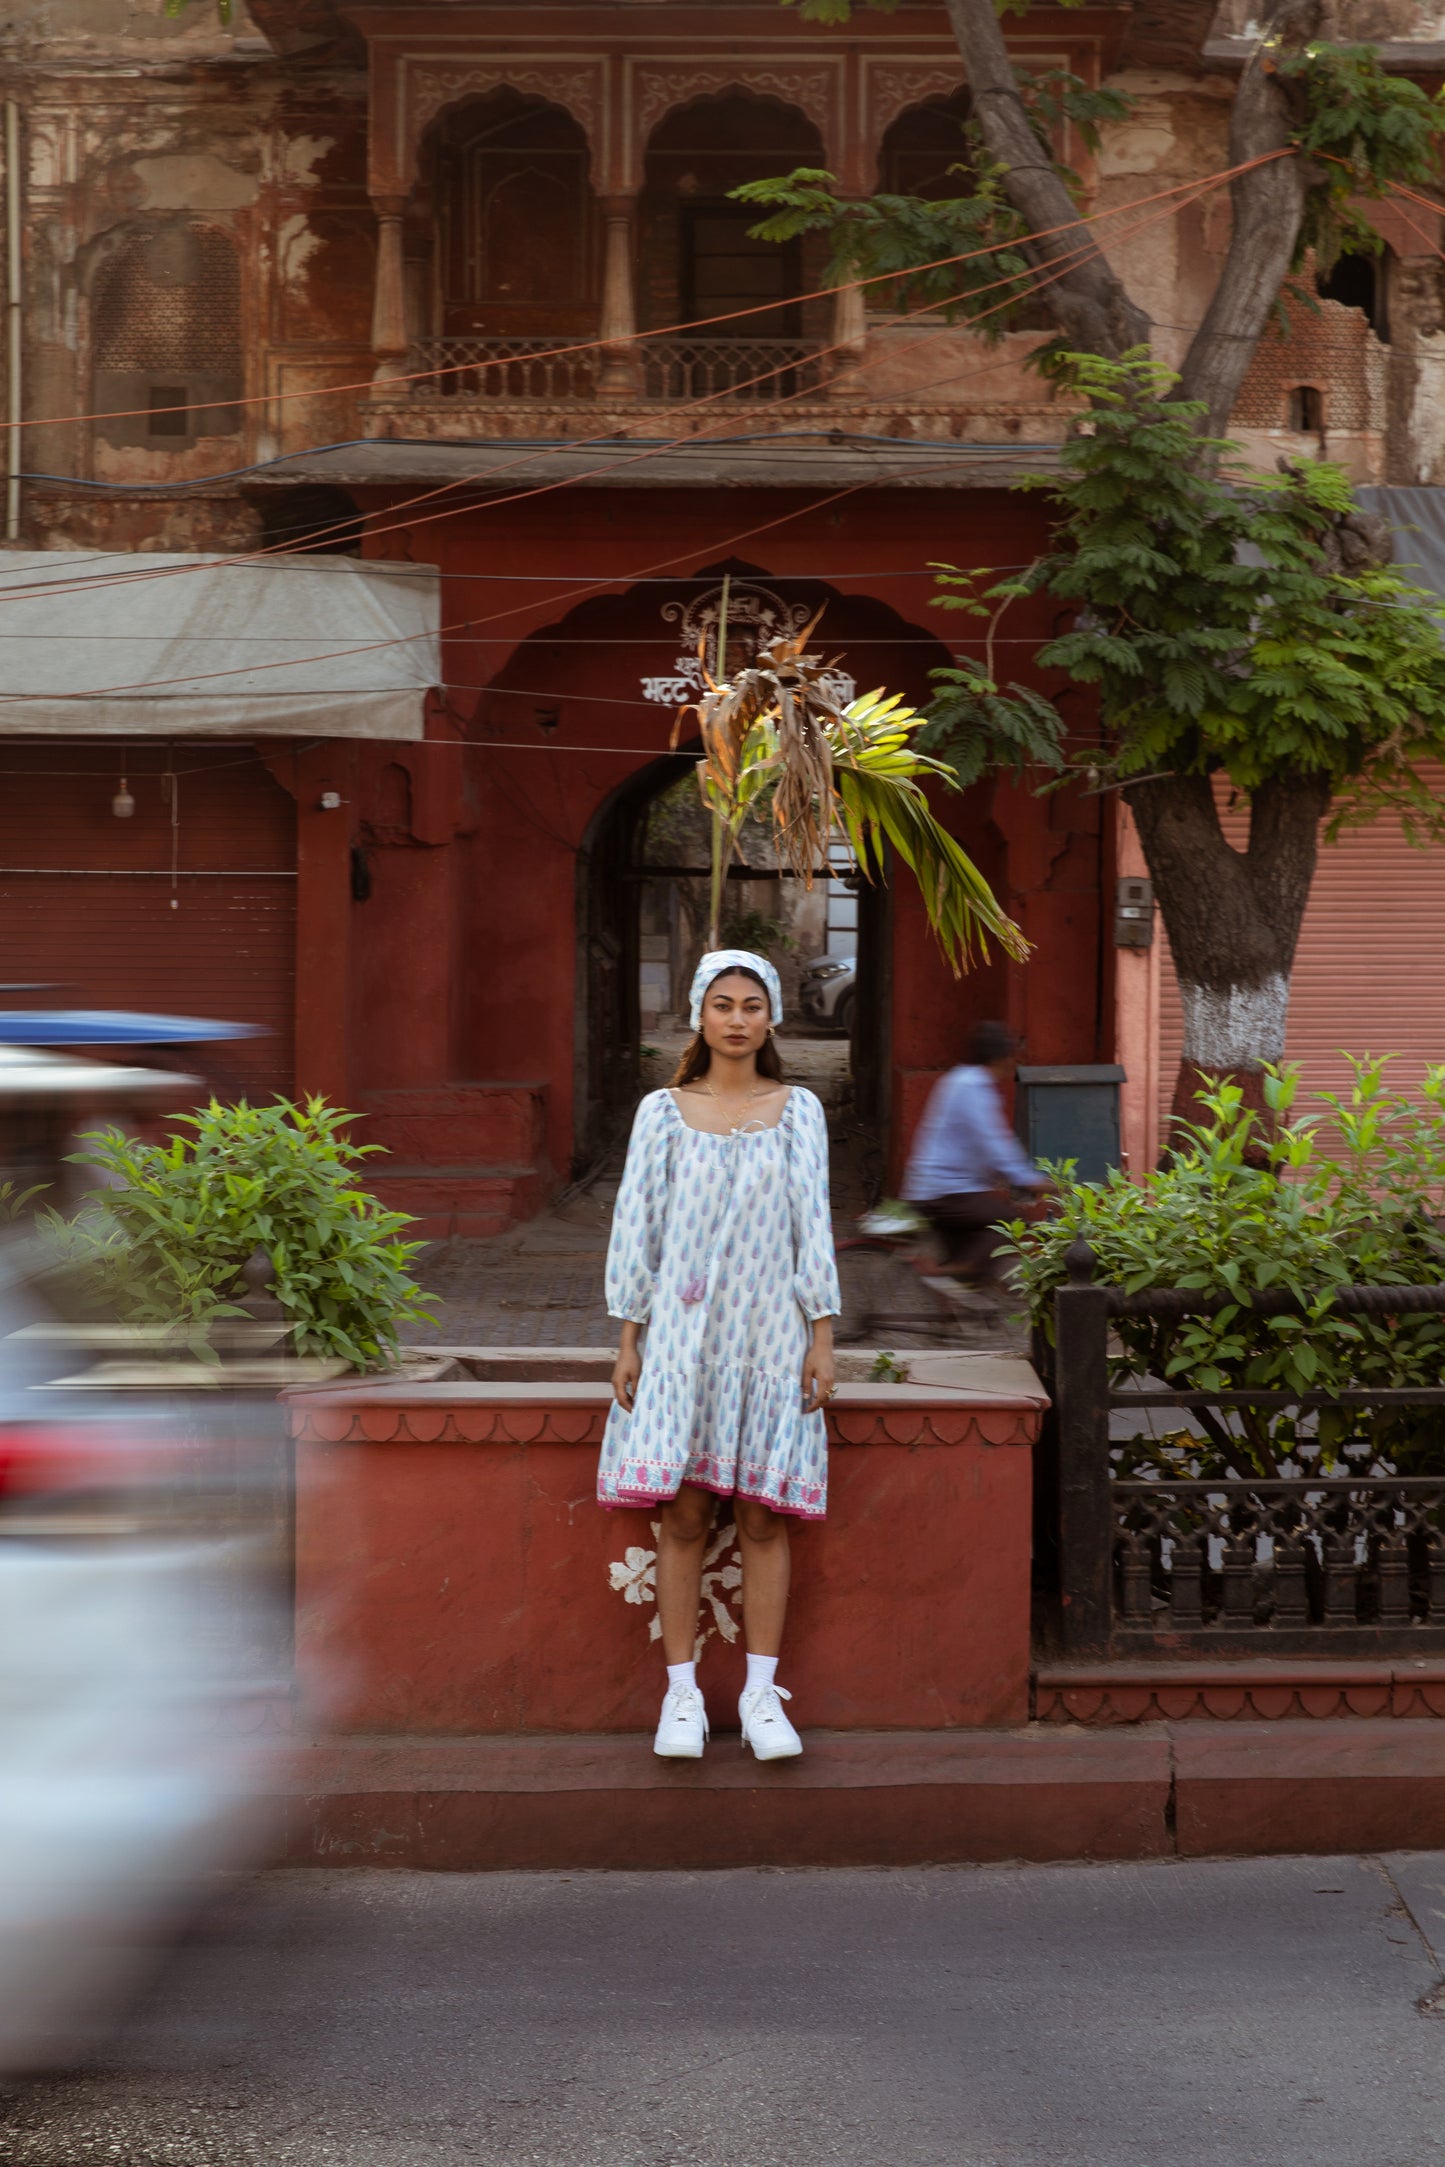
left=58, top=1097, right=435, bottom=1369
left=1004, top=1061, right=1445, bottom=1476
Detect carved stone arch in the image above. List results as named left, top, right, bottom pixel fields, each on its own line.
left=864, top=61, right=969, bottom=163
left=625, top=61, right=840, bottom=191
left=402, top=60, right=608, bottom=190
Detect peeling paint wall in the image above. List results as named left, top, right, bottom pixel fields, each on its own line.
left=7, top=9, right=371, bottom=548
left=6, top=4, right=1445, bottom=551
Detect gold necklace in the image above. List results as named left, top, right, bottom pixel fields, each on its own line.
left=700, top=1077, right=767, bottom=1103
left=698, top=1076, right=773, bottom=1132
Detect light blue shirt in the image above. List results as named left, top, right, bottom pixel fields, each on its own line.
left=902, top=1065, right=1044, bottom=1200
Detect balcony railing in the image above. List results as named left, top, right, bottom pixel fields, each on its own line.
left=405, top=337, right=599, bottom=402
left=400, top=335, right=826, bottom=403
left=642, top=337, right=824, bottom=401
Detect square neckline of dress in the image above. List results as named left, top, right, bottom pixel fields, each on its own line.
left=664, top=1083, right=796, bottom=1137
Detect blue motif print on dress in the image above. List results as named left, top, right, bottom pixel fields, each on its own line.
left=597, top=1086, right=841, bottom=1521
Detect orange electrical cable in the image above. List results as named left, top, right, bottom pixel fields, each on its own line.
left=0, top=152, right=1295, bottom=438
left=0, top=223, right=1119, bottom=608
left=0, top=168, right=1230, bottom=704
left=0, top=159, right=1238, bottom=611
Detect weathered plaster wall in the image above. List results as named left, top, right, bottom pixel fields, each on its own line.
left=7, top=17, right=369, bottom=532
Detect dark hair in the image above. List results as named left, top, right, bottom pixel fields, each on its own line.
left=670, top=965, right=785, bottom=1086
left=966, top=1020, right=1018, bottom=1067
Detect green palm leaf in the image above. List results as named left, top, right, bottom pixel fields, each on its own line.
left=686, top=624, right=1027, bottom=970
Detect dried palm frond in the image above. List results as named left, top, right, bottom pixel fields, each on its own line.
left=678, top=608, right=1028, bottom=968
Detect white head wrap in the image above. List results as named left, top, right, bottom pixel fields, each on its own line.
left=688, top=949, right=783, bottom=1032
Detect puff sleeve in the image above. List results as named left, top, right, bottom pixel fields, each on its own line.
left=787, top=1087, right=842, bottom=1320
left=605, top=1091, right=674, bottom=1324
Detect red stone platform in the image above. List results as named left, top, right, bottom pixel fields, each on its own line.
left=272, top=1718, right=1445, bottom=1869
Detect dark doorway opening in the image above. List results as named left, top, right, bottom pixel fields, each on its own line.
left=575, top=752, right=885, bottom=1176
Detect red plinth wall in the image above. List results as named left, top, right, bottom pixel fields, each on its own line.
left=282, top=1372, right=1445, bottom=1867
left=291, top=1382, right=1041, bottom=1738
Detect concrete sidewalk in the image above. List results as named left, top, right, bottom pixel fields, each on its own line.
left=4, top=1855, right=1444, bottom=2166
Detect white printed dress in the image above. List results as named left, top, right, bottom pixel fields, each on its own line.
left=597, top=1085, right=841, bottom=1521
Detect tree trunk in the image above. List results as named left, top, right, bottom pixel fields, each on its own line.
left=1174, top=0, right=1323, bottom=439
left=1124, top=769, right=1330, bottom=1132
left=945, top=0, right=1323, bottom=443
left=942, top=0, right=1151, bottom=358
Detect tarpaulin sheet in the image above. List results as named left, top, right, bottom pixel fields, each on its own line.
left=1360, top=486, right=1445, bottom=599
left=0, top=551, right=439, bottom=738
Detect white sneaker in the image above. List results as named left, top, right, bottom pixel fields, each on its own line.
left=739, top=1681, right=803, bottom=1761
left=654, top=1681, right=708, bottom=1759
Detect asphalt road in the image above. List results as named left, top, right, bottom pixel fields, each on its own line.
left=4, top=1854, right=1445, bottom=2167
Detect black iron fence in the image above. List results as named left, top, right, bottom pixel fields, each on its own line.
left=1053, top=1242, right=1445, bottom=1657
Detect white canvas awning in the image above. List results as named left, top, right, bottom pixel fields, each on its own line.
left=0, top=552, right=440, bottom=738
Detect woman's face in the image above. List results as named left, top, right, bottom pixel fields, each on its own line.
left=700, top=972, right=771, bottom=1061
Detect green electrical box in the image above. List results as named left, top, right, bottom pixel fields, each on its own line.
left=1014, top=1065, right=1125, bottom=1184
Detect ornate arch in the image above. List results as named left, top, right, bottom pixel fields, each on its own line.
left=864, top=60, right=969, bottom=147
left=622, top=58, right=841, bottom=190
left=398, top=57, right=609, bottom=187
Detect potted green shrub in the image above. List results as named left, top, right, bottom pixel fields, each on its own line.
left=53, top=1097, right=434, bottom=1371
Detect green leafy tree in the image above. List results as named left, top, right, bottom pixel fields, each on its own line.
left=763, top=4, right=1445, bottom=1117
left=921, top=351, right=1445, bottom=1119
left=57, top=1097, right=434, bottom=1370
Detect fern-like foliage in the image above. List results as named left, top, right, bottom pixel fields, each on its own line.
left=920, top=657, right=1069, bottom=787
left=734, top=66, right=1131, bottom=328
left=919, top=350, right=1445, bottom=828
left=733, top=167, right=1037, bottom=326
left=1285, top=42, right=1444, bottom=276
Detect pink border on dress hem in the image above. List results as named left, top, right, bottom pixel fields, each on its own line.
left=599, top=1477, right=826, bottom=1523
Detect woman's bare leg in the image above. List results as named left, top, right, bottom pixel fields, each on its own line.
left=655, top=1484, right=713, bottom=1664
left=734, top=1496, right=791, bottom=1658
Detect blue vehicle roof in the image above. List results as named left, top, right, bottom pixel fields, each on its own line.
left=0, top=1010, right=262, bottom=1045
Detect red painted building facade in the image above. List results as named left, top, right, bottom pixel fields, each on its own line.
left=4, top=2, right=1441, bottom=1227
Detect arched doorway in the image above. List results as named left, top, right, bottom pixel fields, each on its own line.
left=575, top=743, right=890, bottom=1170
left=415, top=87, right=600, bottom=359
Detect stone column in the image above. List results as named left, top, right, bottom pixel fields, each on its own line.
left=597, top=193, right=642, bottom=398
left=370, top=195, right=410, bottom=387
left=829, top=220, right=869, bottom=400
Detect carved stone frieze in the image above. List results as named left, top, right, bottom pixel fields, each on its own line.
left=292, top=1396, right=1038, bottom=1451
left=1035, top=1671, right=1445, bottom=1723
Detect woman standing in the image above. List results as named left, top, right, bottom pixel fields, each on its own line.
left=599, top=949, right=841, bottom=1762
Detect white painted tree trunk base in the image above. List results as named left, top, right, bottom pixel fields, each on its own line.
left=1178, top=976, right=1289, bottom=1071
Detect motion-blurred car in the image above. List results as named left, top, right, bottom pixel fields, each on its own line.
left=0, top=1249, right=294, bottom=2068
left=0, top=1012, right=284, bottom=2071
left=799, top=954, right=856, bottom=1035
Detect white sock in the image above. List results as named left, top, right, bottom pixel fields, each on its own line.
left=666, top=1661, right=697, bottom=1693
left=744, top=1652, right=778, bottom=1696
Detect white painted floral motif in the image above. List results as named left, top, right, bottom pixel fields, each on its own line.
left=607, top=1518, right=743, bottom=1662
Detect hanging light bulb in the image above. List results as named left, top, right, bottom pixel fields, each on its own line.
left=112, top=776, right=135, bottom=819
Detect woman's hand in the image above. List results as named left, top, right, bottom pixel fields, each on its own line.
left=801, top=1321, right=836, bottom=1415
left=612, top=1323, right=642, bottom=1412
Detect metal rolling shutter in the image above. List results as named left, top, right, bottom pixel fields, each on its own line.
left=1157, top=774, right=1445, bottom=1134
left=0, top=743, right=296, bottom=1100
